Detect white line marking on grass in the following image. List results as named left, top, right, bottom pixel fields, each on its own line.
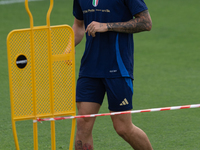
left=0, top=0, right=42, bottom=5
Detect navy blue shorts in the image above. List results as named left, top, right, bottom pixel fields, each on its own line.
left=76, top=77, right=133, bottom=111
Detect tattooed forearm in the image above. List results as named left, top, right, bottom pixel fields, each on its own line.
left=107, top=10, right=152, bottom=33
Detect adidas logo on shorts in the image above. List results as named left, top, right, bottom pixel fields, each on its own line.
left=120, top=98, right=129, bottom=106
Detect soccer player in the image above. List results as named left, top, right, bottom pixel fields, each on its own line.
left=72, top=0, right=153, bottom=149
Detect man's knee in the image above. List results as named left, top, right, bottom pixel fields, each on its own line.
left=113, top=123, right=131, bottom=138
left=76, top=118, right=94, bottom=136
left=111, top=114, right=133, bottom=136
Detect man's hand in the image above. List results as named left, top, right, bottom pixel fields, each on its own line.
left=85, top=21, right=108, bottom=37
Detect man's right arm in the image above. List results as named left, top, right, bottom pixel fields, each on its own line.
left=72, top=18, right=85, bottom=46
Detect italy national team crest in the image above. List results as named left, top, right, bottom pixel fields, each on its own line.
left=92, top=0, right=99, bottom=7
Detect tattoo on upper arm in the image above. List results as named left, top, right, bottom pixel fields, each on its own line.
left=107, top=10, right=152, bottom=33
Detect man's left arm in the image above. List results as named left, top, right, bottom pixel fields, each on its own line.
left=86, top=10, right=152, bottom=37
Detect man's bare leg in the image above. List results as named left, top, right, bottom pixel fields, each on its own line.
left=75, top=102, right=101, bottom=150
left=111, top=112, right=153, bottom=150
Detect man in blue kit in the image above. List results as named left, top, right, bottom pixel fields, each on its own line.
left=72, top=0, right=153, bottom=149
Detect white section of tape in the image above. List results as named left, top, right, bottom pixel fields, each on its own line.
left=0, top=0, right=42, bottom=5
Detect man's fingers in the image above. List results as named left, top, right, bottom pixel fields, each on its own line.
left=86, top=21, right=98, bottom=37
left=88, top=31, right=96, bottom=37
left=91, top=32, right=96, bottom=37
left=86, top=26, right=96, bottom=37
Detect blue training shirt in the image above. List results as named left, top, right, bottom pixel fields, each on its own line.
left=73, top=0, right=148, bottom=79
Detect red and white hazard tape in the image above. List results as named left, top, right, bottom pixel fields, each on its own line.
left=34, top=104, right=200, bottom=123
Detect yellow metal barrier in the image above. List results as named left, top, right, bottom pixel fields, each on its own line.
left=7, top=0, right=76, bottom=149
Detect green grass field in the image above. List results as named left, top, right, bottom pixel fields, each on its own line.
left=0, top=0, right=200, bottom=149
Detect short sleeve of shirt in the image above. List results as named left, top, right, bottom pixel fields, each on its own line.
left=73, top=0, right=83, bottom=20
left=124, top=0, right=148, bottom=16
